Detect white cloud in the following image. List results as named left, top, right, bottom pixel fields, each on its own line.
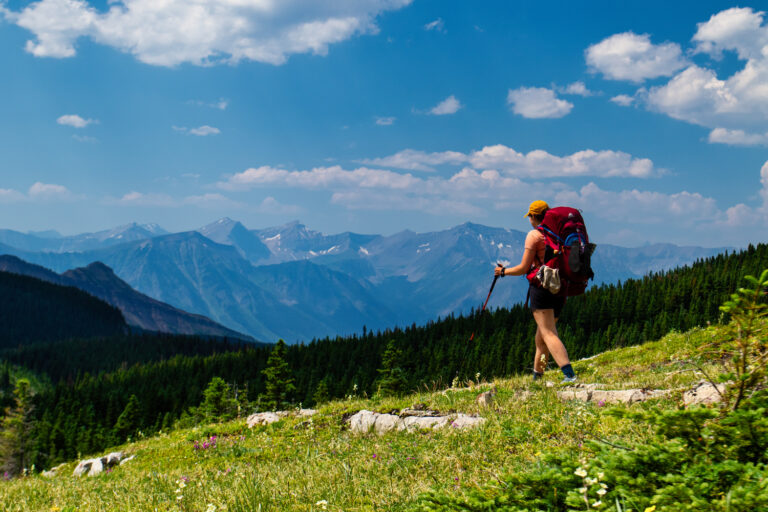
left=174, top=125, right=221, bottom=136
left=218, top=165, right=421, bottom=191
left=0, top=182, right=79, bottom=203
left=7, top=0, right=412, bottom=67
left=585, top=32, right=688, bottom=82
left=424, top=18, right=445, bottom=32
left=597, top=9, right=768, bottom=134
left=28, top=182, right=75, bottom=201
left=469, top=145, right=655, bottom=178
left=507, top=87, right=573, bottom=119
left=610, top=94, right=635, bottom=107
left=0, top=188, right=27, bottom=203
left=429, top=95, right=462, bottom=115
left=57, top=114, right=97, bottom=128
left=554, top=182, right=718, bottom=224
left=708, top=127, right=768, bottom=146
left=560, top=81, right=596, bottom=96
left=692, top=7, right=768, bottom=60
left=362, top=145, right=656, bottom=178
left=189, top=125, right=221, bottom=136
left=360, top=149, right=468, bottom=172
left=375, top=116, right=396, bottom=126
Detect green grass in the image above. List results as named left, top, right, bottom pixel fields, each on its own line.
left=0, top=323, right=735, bottom=512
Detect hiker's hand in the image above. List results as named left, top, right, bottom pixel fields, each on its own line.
left=494, top=264, right=506, bottom=277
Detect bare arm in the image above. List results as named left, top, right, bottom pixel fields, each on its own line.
left=495, top=230, right=539, bottom=277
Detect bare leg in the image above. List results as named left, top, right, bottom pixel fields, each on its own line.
left=533, top=327, right=551, bottom=373
left=532, top=309, right=570, bottom=367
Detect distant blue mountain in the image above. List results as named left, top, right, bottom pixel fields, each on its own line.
left=0, top=220, right=730, bottom=343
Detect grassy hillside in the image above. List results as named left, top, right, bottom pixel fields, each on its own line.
left=0, top=318, right=751, bottom=512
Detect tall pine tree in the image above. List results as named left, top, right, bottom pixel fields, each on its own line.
left=259, top=340, right=296, bottom=411
left=0, top=378, right=34, bottom=476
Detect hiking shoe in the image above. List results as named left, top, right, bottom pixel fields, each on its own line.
left=561, top=376, right=578, bottom=385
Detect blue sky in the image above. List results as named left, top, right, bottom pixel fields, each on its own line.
left=0, top=0, right=766, bottom=247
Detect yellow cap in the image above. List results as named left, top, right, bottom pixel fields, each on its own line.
left=524, top=200, right=549, bottom=217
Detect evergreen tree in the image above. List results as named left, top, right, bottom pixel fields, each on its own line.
left=0, top=378, right=34, bottom=475
left=313, top=378, right=331, bottom=405
left=198, top=377, right=239, bottom=422
left=260, top=340, right=296, bottom=410
left=376, top=339, right=409, bottom=396
left=113, top=395, right=140, bottom=442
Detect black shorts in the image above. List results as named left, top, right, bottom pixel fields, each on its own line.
left=529, top=284, right=566, bottom=318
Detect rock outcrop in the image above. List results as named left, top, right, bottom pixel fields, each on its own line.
left=348, top=408, right=485, bottom=434
left=73, top=451, right=128, bottom=477
left=247, top=409, right=317, bottom=428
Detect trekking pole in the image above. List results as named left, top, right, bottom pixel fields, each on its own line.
left=469, top=263, right=503, bottom=342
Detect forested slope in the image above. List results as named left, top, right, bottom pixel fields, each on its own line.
left=0, top=270, right=127, bottom=349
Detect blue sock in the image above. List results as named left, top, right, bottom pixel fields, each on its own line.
left=560, top=364, right=575, bottom=379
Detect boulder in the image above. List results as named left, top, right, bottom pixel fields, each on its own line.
left=73, top=451, right=126, bottom=477
left=247, top=409, right=318, bottom=428
left=683, top=380, right=725, bottom=406
left=73, top=458, right=103, bottom=477
left=247, top=412, right=281, bottom=427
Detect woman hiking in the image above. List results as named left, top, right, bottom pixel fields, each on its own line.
left=494, top=200, right=577, bottom=383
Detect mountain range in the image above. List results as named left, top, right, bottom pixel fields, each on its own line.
left=0, top=219, right=729, bottom=343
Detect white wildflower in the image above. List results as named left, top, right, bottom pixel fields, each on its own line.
left=574, top=467, right=588, bottom=478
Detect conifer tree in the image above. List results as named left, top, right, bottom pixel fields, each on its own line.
left=199, top=377, right=239, bottom=422
left=376, top=339, right=409, bottom=396
left=312, top=378, right=331, bottom=405
left=0, top=378, right=34, bottom=476
left=260, top=340, right=295, bottom=411
left=113, top=394, right=140, bottom=442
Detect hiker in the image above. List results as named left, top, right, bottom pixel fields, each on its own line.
left=494, top=200, right=577, bottom=383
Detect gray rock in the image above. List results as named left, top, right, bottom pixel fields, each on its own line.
left=347, top=409, right=484, bottom=434
left=247, top=409, right=318, bottom=428
left=246, top=412, right=281, bottom=427
left=683, top=380, right=725, bottom=405
left=349, top=410, right=378, bottom=433
left=373, top=414, right=401, bottom=434
left=73, top=458, right=104, bottom=477
left=450, top=414, right=486, bottom=429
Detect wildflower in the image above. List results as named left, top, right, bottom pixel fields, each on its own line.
left=644, top=507, right=656, bottom=512
left=597, top=400, right=606, bottom=407
left=597, top=472, right=605, bottom=480
left=206, top=504, right=217, bottom=512
left=596, top=488, right=607, bottom=496
left=592, top=501, right=602, bottom=508
left=315, top=500, right=328, bottom=510
left=50, top=507, right=61, bottom=512
left=578, top=487, right=587, bottom=494
left=574, top=467, right=588, bottom=478
left=372, top=454, right=377, bottom=459
left=585, top=477, right=597, bottom=486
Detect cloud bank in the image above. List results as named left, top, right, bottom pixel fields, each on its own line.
left=5, top=0, right=412, bottom=66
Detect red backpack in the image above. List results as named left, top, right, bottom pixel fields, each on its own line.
left=526, top=207, right=596, bottom=296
